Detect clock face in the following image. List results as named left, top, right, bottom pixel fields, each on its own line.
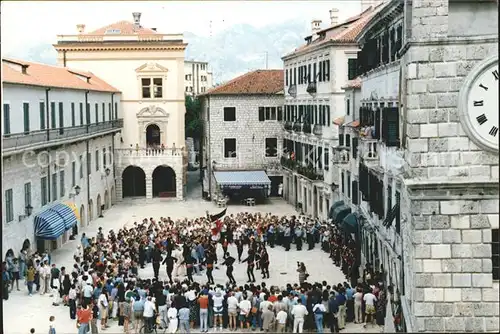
left=460, top=57, right=499, bottom=152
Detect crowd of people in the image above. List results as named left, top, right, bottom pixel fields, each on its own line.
left=2, top=211, right=388, bottom=333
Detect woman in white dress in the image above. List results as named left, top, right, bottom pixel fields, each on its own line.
left=167, top=306, right=178, bottom=333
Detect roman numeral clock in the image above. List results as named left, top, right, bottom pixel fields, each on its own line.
left=459, top=55, right=499, bottom=152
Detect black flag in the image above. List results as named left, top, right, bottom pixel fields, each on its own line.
left=210, top=208, right=227, bottom=222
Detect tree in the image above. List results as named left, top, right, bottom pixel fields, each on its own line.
left=185, top=95, right=203, bottom=138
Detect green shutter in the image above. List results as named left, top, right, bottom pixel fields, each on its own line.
left=23, top=103, right=30, bottom=133
left=39, top=102, right=45, bottom=130
left=3, top=104, right=11, bottom=135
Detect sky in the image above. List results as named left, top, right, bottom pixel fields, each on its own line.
left=1, top=0, right=362, bottom=55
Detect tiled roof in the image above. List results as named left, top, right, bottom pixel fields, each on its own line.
left=2, top=58, right=120, bottom=93
left=87, top=20, right=157, bottom=35
left=202, top=70, right=284, bottom=95
left=284, top=3, right=386, bottom=58
left=342, top=77, right=362, bottom=89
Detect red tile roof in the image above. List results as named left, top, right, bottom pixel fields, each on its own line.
left=2, top=58, right=120, bottom=93
left=284, top=3, right=386, bottom=58
left=203, top=70, right=284, bottom=95
left=87, top=20, right=157, bottom=35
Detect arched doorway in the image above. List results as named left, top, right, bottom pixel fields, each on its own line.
left=88, top=199, right=93, bottom=222
left=152, top=165, right=176, bottom=197
left=110, top=185, right=116, bottom=204
left=80, top=204, right=85, bottom=228
left=97, top=194, right=102, bottom=217
left=146, top=124, right=161, bottom=146
left=104, top=190, right=110, bottom=209
left=122, top=166, right=146, bottom=197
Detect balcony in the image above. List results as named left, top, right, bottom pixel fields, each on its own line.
left=292, top=122, right=302, bottom=132
left=360, top=139, right=379, bottom=165
left=284, top=121, right=293, bottom=132
left=306, top=82, right=317, bottom=95
left=313, top=124, right=323, bottom=137
left=302, top=123, right=312, bottom=134
left=2, top=119, right=123, bottom=156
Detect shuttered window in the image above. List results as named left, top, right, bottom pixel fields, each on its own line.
left=382, top=107, right=400, bottom=147
left=23, top=103, right=30, bottom=133
left=348, top=59, right=358, bottom=80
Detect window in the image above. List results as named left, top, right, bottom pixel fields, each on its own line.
left=87, top=152, right=91, bottom=175
left=5, top=189, right=13, bottom=223
left=493, top=229, right=499, bottom=280
left=224, top=138, right=236, bottom=158
left=79, top=155, right=84, bottom=179
left=265, top=138, right=278, bottom=157
left=95, top=103, right=99, bottom=124
left=52, top=172, right=58, bottom=201
left=346, top=99, right=350, bottom=116
left=23, top=103, right=30, bottom=133
left=95, top=150, right=100, bottom=171
left=79, top=103, right=84, bottom=125
left=72, top=161, right=76, bottom=187
left=58, top=102, right=64, bottom=134
left=71, top=103, right=76, bottom=127
left=102, top=102, right=106, bottom=122
left=348, top=59, right=358, bottom=80
left=51, top=102, right=56, bottom=128
left=223, top=107, right=236, bottom=121
left=39, top=102, right=45, bottom=130
left=59, top=170, right=65, bottom=198
left=141, top=78, right=163, bottom=98
left=24, top=182, right=32, bottom=209
left=103, top=148, right=107, bottom=168
left=41, top=176, right=48, bottom=206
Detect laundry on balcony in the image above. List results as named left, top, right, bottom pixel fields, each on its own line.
left=34, top=203, right=78, bottom=240
left=342, top=213, right=358, bottom=233
left=328, top=200, right=345, bottom=219
left=383, top=202, right=400, bottom=227
left=332, top=205, right=352, bottom=224
left=345, top=120, right=360, bottom=128
left=333, top=116, right=345, bottom=126
left=214, top=170, right=271, bottom=190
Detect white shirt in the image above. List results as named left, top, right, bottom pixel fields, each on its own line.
left=276, top=310, right=288, bottom=324
left=291, top=304, right=308, bottom=319
left=363, top=293, right=377, bottom=306
left=143, top=300, right=156, bottom=317
left=227, top=296, right=239, bottom=310
left=239, top=299, right=251, bottom=315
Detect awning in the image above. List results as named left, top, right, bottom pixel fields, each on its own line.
left=333, top=116, right=345, bottom=126
left=343, top=213, right=358, bottom=232
left=345, top=120, right=360, bottom=128
left=328, top=201, right=345, bottom=219
left=333, top=205, right=352, bottom=224
left=34, top=203, right=78, bottom=240
left=65, top=202, right=80, bottom=222
left=214, top=171, right=271, bottom=188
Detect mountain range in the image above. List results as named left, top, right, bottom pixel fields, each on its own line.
left=5, top=19, right=311, bottom=83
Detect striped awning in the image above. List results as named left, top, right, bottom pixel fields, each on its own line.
left=214, top=171, right=271, bottom=187
left=34, top=203, right=78, bottom=240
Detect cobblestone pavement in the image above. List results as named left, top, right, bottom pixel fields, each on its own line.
left=3, top=180, right=381, bottom=333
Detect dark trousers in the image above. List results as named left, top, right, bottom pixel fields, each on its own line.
left=153, top=261, right=160, bottom=278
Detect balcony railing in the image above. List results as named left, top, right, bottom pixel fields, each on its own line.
left=284, top=121, right=293, bottom=132
left=360, top=139, right=379, bottom=161
left=292, top=122, right=302, bottom=132
left=3, top=119, right=123, bottom=153
left=313, top=124, right=323, bottom=136
left=302, top=123, right=312, bottom=134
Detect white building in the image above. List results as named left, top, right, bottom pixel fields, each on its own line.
left=54, top=12, right=188, bottom=200
left=199, top=70, right=284, bottom=201
left=2, top=58, right=122, bottom=255
left=280, top=4, right=383, bottom=219
left=184, top=60, right=213, bottom=96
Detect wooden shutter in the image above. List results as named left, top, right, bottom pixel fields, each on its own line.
left=352, top=180, right=359, bottom=205
left=258, top=107, right=265, bottom=121
left=277, top=106, right=283, bottom=121
left=348, top=59, right=358, bottom=80
left=352, top=137, right=358, bottom=159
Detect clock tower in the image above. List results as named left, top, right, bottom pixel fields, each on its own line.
left=400, top=0, right=498, bottom=331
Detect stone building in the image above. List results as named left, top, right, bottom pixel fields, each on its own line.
left=349, top=0, right=499, bottom=331
left=199, top=70, right=284, bottom=200
left=2, top=58, right=122, bottom=255
left=280, top=3, right=385, bottom=219
left=184, top=60, right=213, bottom=96
left=53, top=12, right=188, bottom=200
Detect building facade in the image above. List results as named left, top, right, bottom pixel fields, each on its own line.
left=53, top=13, right=188, bottom=200
left=2, top=58, right=122, bottom=255
left=199, top=70, right=284, bottom=200
left=184, top=60, right=213, bottom=96
left=335, top=0, right=499, bottom=332
left=280, top=4, right=384, bottom=219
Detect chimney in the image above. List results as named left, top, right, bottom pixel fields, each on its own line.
left=132, top=12, right=142, bottom=29
left=76, top=24, right=85, bottom=34
left=329, top=8, right=339, bottom=26
left=311, top=20, right=322, bottom=35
